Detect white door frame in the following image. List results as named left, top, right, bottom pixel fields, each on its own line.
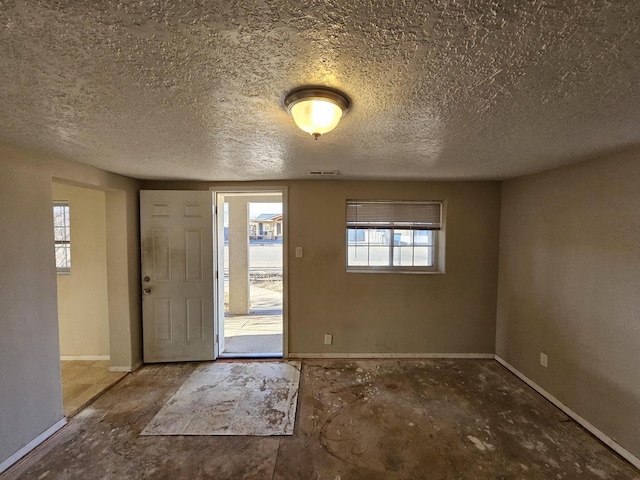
left=211, top=186, right=289, bottom=358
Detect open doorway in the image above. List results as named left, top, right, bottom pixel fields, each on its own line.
left=52, top=183, right=126, bottom=416
left=214, top=189, right=285, bottom=358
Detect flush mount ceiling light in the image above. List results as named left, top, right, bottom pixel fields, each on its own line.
left=284, top=86, right=350, bottom=139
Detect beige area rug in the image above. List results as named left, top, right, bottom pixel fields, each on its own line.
left=140, top=361, right=301, bottom=436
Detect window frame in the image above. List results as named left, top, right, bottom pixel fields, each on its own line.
left=53, top=201, right=71, bottom=274
left=346, top=200, right=445, bottom=274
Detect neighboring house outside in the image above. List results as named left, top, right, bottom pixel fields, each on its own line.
left=250, top=213, right=282, bottom=240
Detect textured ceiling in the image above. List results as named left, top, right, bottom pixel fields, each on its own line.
left=0, top=0, right=639, bottom=181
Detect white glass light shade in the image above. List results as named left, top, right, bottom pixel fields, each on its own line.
left=290, top=99, right=343, bottom=137
left=285, top=87, right=350, bottom=139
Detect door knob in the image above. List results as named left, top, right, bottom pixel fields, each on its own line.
left=143, top=288, right=151, bottom=295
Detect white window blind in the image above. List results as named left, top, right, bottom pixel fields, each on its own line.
left=346, top=200, right=443, bottom=273
left=346, top=200, right=442, bottom=231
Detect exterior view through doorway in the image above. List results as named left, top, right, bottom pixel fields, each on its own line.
left=214, top=189, right=286, bottom=358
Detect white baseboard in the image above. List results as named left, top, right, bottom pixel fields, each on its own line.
left=0, top=418, right=67, bottom=475
left=60, top=355, right=110, bottom=361
left=288, top=352, right=495, bottom=359
left=109, top=360, right=143, bottom=373
left=495, top=355, right=640, bottom=470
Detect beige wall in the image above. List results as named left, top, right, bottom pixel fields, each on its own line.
left=496, top=149, right=640, bottom=459
left=289, top=181, right=500, bottom=354
left=0, top=144, right=141, bottom=469
left=105, top=189, right=143, bottom=370
left=53, top=183, right=110, bottom=357
left=0, top=150, right=63, bottom=469
left=143, top=179, right=502, bottom=355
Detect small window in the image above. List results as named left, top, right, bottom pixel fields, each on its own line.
left=53, top=201, right=71, bottom=273
left=346, top=200, right=443, bottom=273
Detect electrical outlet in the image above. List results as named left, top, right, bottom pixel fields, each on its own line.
left=540, top=352, right=548, bottom=368
left=295, top=246, right=303, bottom=258
left=324, top=334, right=333, bottom=345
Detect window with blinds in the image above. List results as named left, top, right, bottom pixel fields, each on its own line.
left=346, top=200, right=443, bottom=272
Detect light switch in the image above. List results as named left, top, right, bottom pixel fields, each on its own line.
left=540, top=352, right=548, bottom=368
left=295, top=247, right=303, bottom=258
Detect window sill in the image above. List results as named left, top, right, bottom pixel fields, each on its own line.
left=346, top=267, right=444, bottom=275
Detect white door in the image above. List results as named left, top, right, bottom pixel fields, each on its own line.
left=140, top=190, right=215, bottom=362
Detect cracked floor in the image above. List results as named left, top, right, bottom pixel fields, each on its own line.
left=3, top=359, right=638, bottom=480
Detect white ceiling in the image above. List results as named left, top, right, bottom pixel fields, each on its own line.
left=0, top=1, right=638, bottom=181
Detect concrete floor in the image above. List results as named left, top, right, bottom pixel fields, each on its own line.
left=4, top=359, right=638, bottom=479
left=60, top=360, right=127, bottom=417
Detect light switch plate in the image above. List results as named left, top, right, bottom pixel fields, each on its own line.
left=324, top=334, right=333, bottom=345
left=540, top=352, right=548, bottom=368
left=295, top=247, right=303, bottom=258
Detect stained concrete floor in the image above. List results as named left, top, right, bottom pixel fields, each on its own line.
left=4, top=360, right=639, bottom=480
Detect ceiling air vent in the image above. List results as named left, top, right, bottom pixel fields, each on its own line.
left=307, top=170, right=340, bottom=176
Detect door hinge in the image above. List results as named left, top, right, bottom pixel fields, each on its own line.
left=215, top=270, right=218, bottom=279
left=215, top=334, right=219, bottom=343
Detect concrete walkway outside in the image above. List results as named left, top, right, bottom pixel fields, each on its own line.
left=223, top=283, right=283, bottom=356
